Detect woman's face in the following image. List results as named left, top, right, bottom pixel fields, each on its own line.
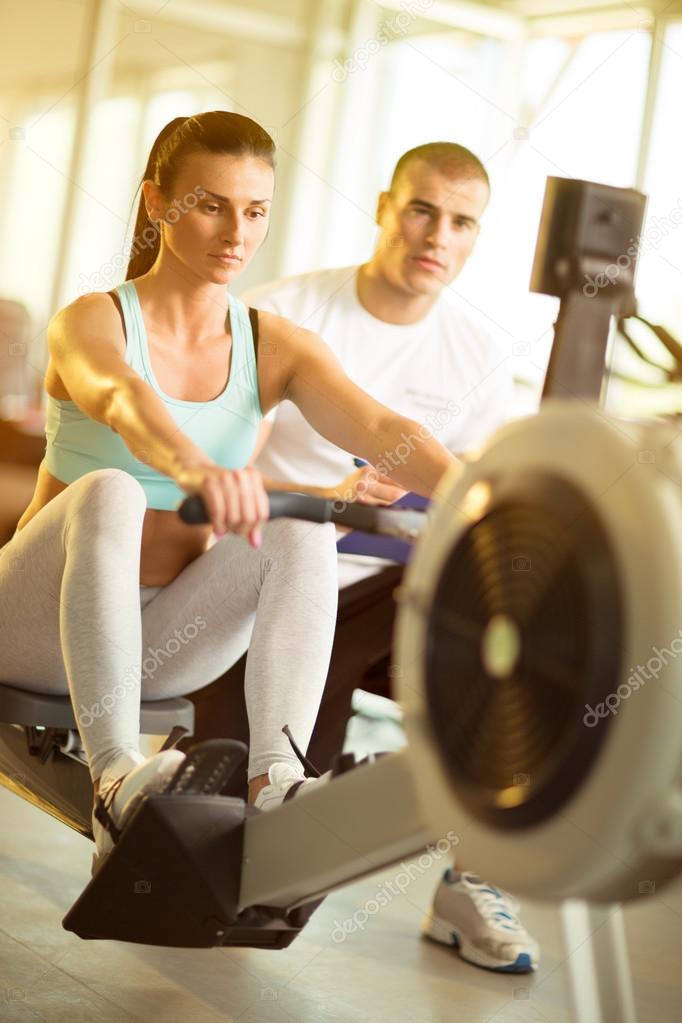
left=146, top=150, right=274, bottom=284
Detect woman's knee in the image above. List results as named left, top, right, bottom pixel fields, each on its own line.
left=262, top=519, right=338, bottom=583
left=69, top=469, right=147, bottom=523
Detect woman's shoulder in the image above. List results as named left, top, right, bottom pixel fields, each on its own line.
left=54, top=289, right=120, bottom=322
left=253, top=308, right=321, bottom=350
left=49, top=290, right=126, bottom=351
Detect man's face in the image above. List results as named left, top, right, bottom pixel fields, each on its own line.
left=374, top=160, right=489, bottom=296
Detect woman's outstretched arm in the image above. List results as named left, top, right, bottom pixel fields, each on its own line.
left=256, top=312, right=458, bottom=499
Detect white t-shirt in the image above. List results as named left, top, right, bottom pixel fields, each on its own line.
left=241, top=265, right=513, bottom=488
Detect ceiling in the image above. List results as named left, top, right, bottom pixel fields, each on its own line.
left=0, top=0, right=677, bottom=96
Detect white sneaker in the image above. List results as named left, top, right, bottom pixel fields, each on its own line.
left=253, top=761, right=330, bottom=812
left=91, top=749, right=185, bottom=872
left=421, top=869, right=539, bottom=973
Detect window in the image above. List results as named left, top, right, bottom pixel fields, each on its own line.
left=0, top=105, right=75, bottom=323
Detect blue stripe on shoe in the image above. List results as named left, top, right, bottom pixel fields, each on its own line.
left=490, top=953, right=534, bottom=973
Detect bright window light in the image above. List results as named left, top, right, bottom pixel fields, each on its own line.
left=605, top=21, right=682, bottom=417
left=1, top=106, right=75, bottom=322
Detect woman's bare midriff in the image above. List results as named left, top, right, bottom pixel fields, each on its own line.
left=18, top=461, right=214, bottom=587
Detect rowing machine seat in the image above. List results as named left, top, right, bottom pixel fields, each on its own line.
left=0, top=680, right=195, bottom=735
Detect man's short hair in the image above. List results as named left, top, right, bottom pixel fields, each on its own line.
left=389, top=142, right=489, bottom=193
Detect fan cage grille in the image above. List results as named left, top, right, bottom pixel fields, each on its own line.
left=424, top=472, right=622, bottom=829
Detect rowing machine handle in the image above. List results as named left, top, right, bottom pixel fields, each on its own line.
left=177, top=491, right=427, bottom=542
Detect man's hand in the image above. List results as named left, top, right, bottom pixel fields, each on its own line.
left=329, top=465, right=407, bottom=506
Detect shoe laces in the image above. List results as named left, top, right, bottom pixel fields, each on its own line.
left=457, top=872, right=524, bottom=932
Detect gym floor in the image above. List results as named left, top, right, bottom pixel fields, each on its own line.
left=0, top=787, right=680, bottom=1023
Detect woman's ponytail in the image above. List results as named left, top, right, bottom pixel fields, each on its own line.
left=125, top=116, right=188, bottom=280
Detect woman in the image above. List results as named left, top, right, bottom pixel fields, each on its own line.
left=0, top=112, right=456, bottom=864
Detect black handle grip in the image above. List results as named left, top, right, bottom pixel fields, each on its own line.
left=177, top=491, right=426, bottom=542
left=179, top=491, right=333, bottom=525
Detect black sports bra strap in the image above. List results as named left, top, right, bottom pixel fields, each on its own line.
left=108, top=289, right=127, bottom=342
left=248, top=306, right=259, bottom=366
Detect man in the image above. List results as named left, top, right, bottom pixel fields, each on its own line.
left=241, top=142, right=539, bottom=974
left=247, top=143, right=510, bottom=524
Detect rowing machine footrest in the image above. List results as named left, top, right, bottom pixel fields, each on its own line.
left=63, top=797, right=325, bottom=947
left=62, top=791, right=249, bottom=946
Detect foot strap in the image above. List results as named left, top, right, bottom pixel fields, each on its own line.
left=281, top=724, right=321, bottom=778
left=93, top=774, right=126, bottom=844
left=92, top=725, right=188, bottom=845
left=159, top=725, right=190, bottom=751
left=283, top=779, right=307, bottom=803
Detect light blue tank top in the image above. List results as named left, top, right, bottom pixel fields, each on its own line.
left=44, top=281, right=263, bottom=510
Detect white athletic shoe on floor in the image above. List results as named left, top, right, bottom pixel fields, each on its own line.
left=253, top=761, right=331, bottom=812
left=91, top=749, right=186, bottom=872
left=421, top=869, right=540, bottom=973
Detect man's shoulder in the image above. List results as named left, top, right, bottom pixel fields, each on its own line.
left=241, top=265, right=358, bottom=314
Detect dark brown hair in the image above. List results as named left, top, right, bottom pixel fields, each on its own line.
left=389, top=141, right=489, bottom=193
left=125, top=111, right=276, bottom=280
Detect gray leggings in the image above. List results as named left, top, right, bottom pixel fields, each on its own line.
left=0, top=468, right=338, bottom=782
